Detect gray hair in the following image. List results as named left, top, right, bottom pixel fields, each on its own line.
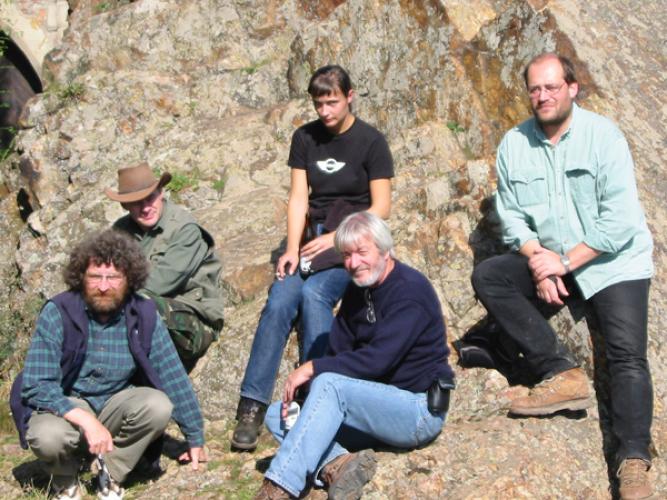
left=334, top=211, right=395, bottom=257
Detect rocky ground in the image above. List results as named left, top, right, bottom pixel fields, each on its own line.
left=0, top=0, right=665, bottom=498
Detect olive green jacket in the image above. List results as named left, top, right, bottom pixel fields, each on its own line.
left=114, top=199, right=224, bottom=330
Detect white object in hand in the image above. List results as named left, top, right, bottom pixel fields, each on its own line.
left=299, top=257, right=312, bottom=274
left=284, top=401, right=300, bottom=430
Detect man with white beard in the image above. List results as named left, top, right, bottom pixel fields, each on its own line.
left=254, top=211, right=455, bottom=500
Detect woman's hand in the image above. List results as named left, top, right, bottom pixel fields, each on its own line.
left=276, top=250, right=299, bottom=279
left=282, top=361, right=314, bottom=417
left=300, top=232, right=335, bottom=261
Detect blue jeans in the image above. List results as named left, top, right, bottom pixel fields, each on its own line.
left=264, top=373, right=446, bottom=497
left=240, top=268, right=350, bottom=405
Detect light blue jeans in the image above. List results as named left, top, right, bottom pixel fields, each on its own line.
left=240, top=268, right=350, bottom=405
left=264, top=372, right=446, bottom=497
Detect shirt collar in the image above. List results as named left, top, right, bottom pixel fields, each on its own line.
left=148, top=198, right=169, bottom=235
left=84, top=304, right=125, bottom=326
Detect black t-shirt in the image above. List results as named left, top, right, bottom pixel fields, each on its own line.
left=288, top=118, right=394, bottom=220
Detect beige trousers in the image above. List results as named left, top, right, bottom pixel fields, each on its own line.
left=25, top=386, right=173, bottom=487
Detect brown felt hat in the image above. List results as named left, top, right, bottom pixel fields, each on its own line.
left=105, top=162, right=172, bottom=203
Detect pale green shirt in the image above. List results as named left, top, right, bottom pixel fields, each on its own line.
left=495, top=103, right=653, bottom=299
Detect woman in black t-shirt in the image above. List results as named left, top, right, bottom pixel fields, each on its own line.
left=232, top=65, right=394, bottom=451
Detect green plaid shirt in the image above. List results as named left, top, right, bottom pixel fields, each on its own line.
left=22, top=301, right=205, bottom=446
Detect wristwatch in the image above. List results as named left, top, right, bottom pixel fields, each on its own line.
left=560, top=254, right=571, bottom=274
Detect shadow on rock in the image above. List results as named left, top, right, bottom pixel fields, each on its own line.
left=507, top=408, right=589, bottom=421
left=12, top=458, right=50, bottom=494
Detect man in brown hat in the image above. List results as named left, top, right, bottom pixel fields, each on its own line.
left=106, top=162, right=224, bottom=371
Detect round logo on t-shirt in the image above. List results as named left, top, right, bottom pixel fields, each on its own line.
left=316, top=158, right=346, bottom=174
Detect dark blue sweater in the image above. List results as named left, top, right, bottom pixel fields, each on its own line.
left=312, top=260, right=454, bottom=392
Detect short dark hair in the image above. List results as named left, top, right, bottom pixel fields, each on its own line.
left=523, top=53, right=577, bottom=87
left=307, top=65, right=353, bottom=97
left=63, top=229, right=149, bottom=292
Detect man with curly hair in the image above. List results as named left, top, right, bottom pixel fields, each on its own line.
left=10, top=230, right=207, bottom=500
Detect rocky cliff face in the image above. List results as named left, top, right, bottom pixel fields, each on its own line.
left=1, top=0, right=665, bottom=498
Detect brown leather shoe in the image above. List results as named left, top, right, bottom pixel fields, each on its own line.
left=320, top=450, right=377, bottom=500
left=509, top=367, right=592, bottom=416
left=254, top=479, right=293, bottom=500
left=618, top=459, right=653, bottom=500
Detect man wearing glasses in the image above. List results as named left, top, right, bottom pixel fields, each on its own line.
left=10, top=230, right=206, bottom=500
left=106, top=163, right=224, bottom=372
left=254, top=211, right=454, bottom=500
left=466, top=53, right=654, bottom=499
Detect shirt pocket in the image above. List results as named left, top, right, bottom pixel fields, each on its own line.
left=508, top=168, right=547, bottom=207
left=565, top=163, right=598, bottom=213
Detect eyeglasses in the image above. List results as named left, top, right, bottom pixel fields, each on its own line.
left=528, top=81, right=566, bottom=97
left=364, top=289, right=376, bottom=324
left=86, top=273, right=125, bottom=287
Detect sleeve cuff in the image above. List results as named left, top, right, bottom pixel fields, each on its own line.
left=504, top=231, right=537, bottom=252
left=186, top=431, right=205, bottom=448
left=311, top=358, right=336, bottom=376
left=56, top=398, right=77, bottom=417
left=583, top=232, right=615, bottom=254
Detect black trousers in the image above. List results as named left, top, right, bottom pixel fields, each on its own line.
left=472, top=253, right=653, bottom=461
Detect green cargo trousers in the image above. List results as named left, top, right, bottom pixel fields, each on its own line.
left=25, top=387, right=173, bottom=488
left=145, top=293, right=218, bottom=372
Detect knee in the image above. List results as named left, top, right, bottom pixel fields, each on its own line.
left=263, top=282, right=301, bottom=316
left=301, top=281, right=327, bottom=306
left=148, top=391, right=173, bottom=428
left=26, top=420, right=77, bottom=460
left=471, top=258, right=495, bottom=292
left=135, top=389, right=173, bottom=429
left=471, top=255, right=515, bottom=295
left=310, top=372, right=343, bottom=395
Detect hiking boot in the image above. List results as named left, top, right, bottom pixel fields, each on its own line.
left=618, top=458, right=653, bottom=499
left=97, top=477, right=124, bottom=500
left=95, top=456, right=124, bottom=500
left=320, top=450, right=377, bottom=500
left=509, top=367, right=592, bottom=416
left=455, top=318, right=523, bottom=369
left=129, top=454, right=163, bottom=479
left=254, top=479, right=293, bottom=499
left=232, top=397, right=268, bottom=451
left=53, top=482, right=82, bottom=500
left=453, top=340, right=498, bottom=369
